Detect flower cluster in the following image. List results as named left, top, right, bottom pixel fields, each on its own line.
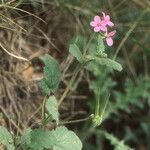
left=90, top=12, right=116, bottom=46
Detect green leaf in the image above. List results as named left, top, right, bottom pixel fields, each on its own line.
left=51, top=126, right=82, bottom=150
left=25, top=129, right=54, bottom=150
left=40, top=79, right=51, bottom=95
left=69, top=44, right=84, bottom=63
left=87, top=55, right=122, bottom=72
left=46, top=95, right=59, bottom=125
left=30, top=129, right=54, bottom=150
left=40, top=54, right=61, bottom=95
left=0, top=126, right=15, bottom=150
left=21, top=128, right=32, bottom=150
left=108, top=78, right=150, bottom=116
left=102, top=131, right=133, bottom=150
left=20, top=127, right=82, bottom=150
left=97, top=34, right=105, bottom=53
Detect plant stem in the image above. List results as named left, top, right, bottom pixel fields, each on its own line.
left=58, top=63, right=84, bottom=106
left=60, top=114, right=94, bottom=125
left=95, top=88, right=101, bottom=116
left=100, top=94, right=110, bottom=118
left=58, top=32, right=95, bottom=106
left=14, top=113, right=20, bottom=146
left=41, top=96, right=47, bottom=127
left=83, top=33, right=95, bottom=57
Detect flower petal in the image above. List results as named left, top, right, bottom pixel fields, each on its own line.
left=102, top=12, right=110, bottom=21
left=107, top=21, right=114, bottom=27
left=100, top=25, right=107, bottom=32
left=108, top=30, right=116, bottom=37
left=105, top=15, right=110, bottom=21
left=90, top=21, right=97, bottom=27
left=106, top=37, right=113, bottom=46
left=94, top=26, right=101, bottom=32
left=94, top=15, right=101, bottom=23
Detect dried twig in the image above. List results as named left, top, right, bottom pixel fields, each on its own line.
left=0, top=105, right=23, bottom=134
left=0, top=43, right=29, bottom=61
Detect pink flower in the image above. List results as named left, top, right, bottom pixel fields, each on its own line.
left=105, top=30, right=116, bottom=46
left=90, top=13, right=116, bottom=47
left=90, top=15, right=107, bottom=32
left=102, top=12, right=114, bottom=27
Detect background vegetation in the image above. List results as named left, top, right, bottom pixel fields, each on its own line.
left=0, top=0, right=150, bottom=150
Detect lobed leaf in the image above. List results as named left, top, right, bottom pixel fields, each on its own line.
left=51, top=126, right=82, bottom=150
left=0, top=126, right=15, bottom=150
left=69, top=44, right=84, bottom=63
left=87, top=55, right=122, bottom=72
left=102, top=131, right=133, bottom=150
left=46, top=95, right=59, bottom=125
left=21, top=128, right=32, bottom=150
left=21, top=128, right=55, bottom=150
left=40, top=54, right=61, bottom=95
left=20, top=126, right=82, bottom=150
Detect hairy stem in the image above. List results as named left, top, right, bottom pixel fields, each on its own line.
left=60, top=114, right=94, bottom=125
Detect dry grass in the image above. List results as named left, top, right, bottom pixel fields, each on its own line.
left=0, top=0, right=80, bottom=133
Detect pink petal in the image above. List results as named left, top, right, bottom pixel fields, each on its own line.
left=105, top=15, right=110, bottom=21
left=94, top=16, right=101, bottom=23
left=100, top=25, right=107, bottom=32
left=106, top=37, right=113, bottom=46
left=94, top=26, right=101, bottom=32
left=102, top=12, right=110, bottom=21
left=108, top=30, right=116, bottom=37
left=107, top=21, right=114, bottom=27
left=90, top=21, right=97, bottom=27
left=100, top=20, right=106, bottom=25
